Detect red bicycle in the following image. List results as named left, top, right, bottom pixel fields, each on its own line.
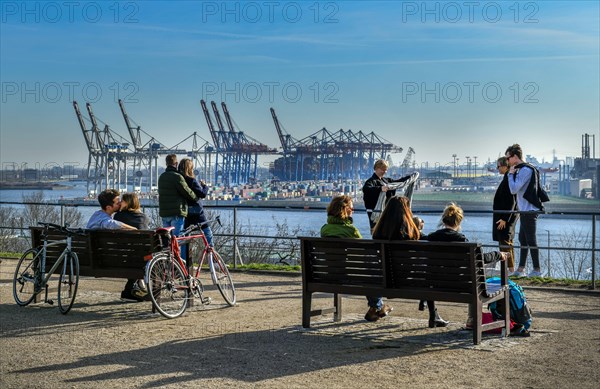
left=145, top=218, right=236, bottom=319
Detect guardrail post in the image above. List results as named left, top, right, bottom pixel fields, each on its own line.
left=60, top=205, right=65, bottom=225
left=592, top=214, right=596, bottom=290
left=233, top=207, right=238, bottom=269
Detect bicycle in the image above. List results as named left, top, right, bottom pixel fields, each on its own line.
left=145, top=217, right=236, bottom=319
left=13, top=222, right=84, bottom=314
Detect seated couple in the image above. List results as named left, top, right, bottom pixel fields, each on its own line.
left=87, top=189, right=151, bottom=302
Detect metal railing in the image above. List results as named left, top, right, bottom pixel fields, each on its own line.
left=1, top=201, right=598, bottom=288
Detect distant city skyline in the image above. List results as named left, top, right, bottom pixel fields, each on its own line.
left=1, top=1, right=599, bottom=168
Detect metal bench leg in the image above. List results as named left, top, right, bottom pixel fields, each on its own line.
left=473, top=299, right=483, bottom=345
left=503, top=289, right=511, bottom=337
left=302, top=291, right=312, bottom=328
left=333, top=293, right=342, bottom=322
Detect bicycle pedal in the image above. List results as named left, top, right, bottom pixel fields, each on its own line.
left=201, top=296, right=212, bottom=305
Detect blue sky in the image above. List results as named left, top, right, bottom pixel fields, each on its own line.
left=1, top=0, right=599, bottom=170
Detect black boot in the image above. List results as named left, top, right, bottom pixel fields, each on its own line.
left=429, top=308, right=449, bottom=328
left=418, top=300, right=427, bottom=311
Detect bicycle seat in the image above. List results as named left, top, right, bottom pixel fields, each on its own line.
left=156, top=227, right=175, bottom=234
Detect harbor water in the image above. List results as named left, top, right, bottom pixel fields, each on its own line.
left=1, top=183, right=598, bottom=278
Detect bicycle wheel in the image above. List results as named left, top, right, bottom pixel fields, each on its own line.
left=209, top=250, right=236, bottom=306
left=147, top=252, right=189, bottom=319
left=13, top=248, right=42, bottom=306
left=57, top=252, right=80, bottom=314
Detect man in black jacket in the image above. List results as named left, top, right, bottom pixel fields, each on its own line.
left=362, top=159, right=412, bottom=231
left=493, top=156, right=518, bottom=274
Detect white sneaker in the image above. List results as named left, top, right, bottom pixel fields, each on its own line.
left=512, top=270, right=524, bottom=277
left=528, top=270, right=543, bottom=277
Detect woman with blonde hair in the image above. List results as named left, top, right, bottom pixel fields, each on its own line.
left=427, top=202, right=508, bottom=329
left=114, top=192, right=150, bottom=301
left=321, top=195, right=393, bottom=322
left=178, top=158, right=213, bottom=246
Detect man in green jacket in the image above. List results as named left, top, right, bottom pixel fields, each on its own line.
left=158, top=154, right=198, bottom=238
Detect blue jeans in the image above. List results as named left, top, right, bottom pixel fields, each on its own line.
left=162, top=215, right=186, bottom=260
left=367, top=296, right=383, bottom=310
left=201, top=226, right=214, bottom=247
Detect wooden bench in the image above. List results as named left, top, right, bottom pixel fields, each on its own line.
left=30, top=226, right=163, bottom=280
left=300, top=237, right=510, bottom=345
left=30, top=226, right=167, bottom=308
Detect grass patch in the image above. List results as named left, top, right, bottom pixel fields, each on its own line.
left=510, top=275, right=593, bottom=289
left=0, top=252, right=20, bottom=259
left=237, top=263, right=301, bottom=272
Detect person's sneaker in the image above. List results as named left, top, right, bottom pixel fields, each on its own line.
left=512, top=270, right=524, bottom=277
left=377, top=304, right=393, bottom=318
left=528, top=270, right=543, bottom=277
left=364, top=307, right=380, bottom=322
left=512, top=327, right=531, bottom=337
left=120, top=290, right=144, bottom=302
left=132, top=280, right=148, bottom=298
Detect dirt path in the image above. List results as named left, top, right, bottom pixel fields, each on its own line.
left=1, top=261, right=599, bottom=388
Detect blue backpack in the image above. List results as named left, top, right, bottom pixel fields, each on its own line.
left=486, top=277, right=532, bottom=330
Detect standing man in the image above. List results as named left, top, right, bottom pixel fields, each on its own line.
left=505, top=144, right=547, bottom=277
left=493, top=156, right=518, bottom=274
left=158, top=154, right=198, bottom=238
left=362, top=159, right=413, bottom=231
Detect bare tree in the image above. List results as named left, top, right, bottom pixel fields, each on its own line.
left=20, top=192, right=83, bottom=227
left=0, top=207, right=30, bottom=253
left=555, top=228, right=592, bottom=280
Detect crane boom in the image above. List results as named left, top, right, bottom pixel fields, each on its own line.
left=118, top=99, right=141, bottom=149
left=201, top=99, right=220, bottom=149
left=270, top=107, right=290, bottom=153
left=73, top=101, right=96, bottom=152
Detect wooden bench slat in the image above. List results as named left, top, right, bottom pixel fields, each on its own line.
left=310, top=259, right=382, bottom=269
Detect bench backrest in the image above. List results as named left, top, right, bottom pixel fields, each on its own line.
left=384, top=240, right=485, bottom=294
left=301, top=237, right=385, bottom=287
left=30, top=227, right=163, bottom=278
left=301, top=237, right=486, bottom=297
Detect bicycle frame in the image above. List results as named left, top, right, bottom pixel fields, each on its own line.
left=155, top=222, right=215, bottom=279
left=146, top=218, right=235, bottom=318
left=37, top=235, right=74, bottom=290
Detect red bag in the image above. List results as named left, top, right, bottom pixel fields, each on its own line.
left=482, top=312, right=514, bottom=334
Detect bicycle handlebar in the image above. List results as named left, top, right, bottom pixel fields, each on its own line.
left=180, top=216, right=221, bottom=236
left=38, top=222, right=86, bottom=236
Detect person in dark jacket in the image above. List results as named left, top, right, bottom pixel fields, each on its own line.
left=362, top=159, right=413, bottom=231
left=373, top=196, right=448, bottom=328
left=505, top=144, right=545, bottom=277
left=427, top=203, right=508, bottom=328
left=321, top=195, right=392, bottom=322
left=158, top=154, right=198, bottom=238
left=178, top=158, right=214, bottom=247
left=493, top=156, right=518, bottom=274
left=114, top=192, right=150, bottom=301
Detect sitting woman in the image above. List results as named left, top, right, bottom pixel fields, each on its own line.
left=372, top=196, right=448, bottom=328
left=427, top=202, right=508, bottom=328
left=114, top=192, right=150, bottom=302
left=320, top=195, right=392, bottom=322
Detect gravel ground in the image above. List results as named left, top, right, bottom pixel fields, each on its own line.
left=1, top=259, right=599, bottom=389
